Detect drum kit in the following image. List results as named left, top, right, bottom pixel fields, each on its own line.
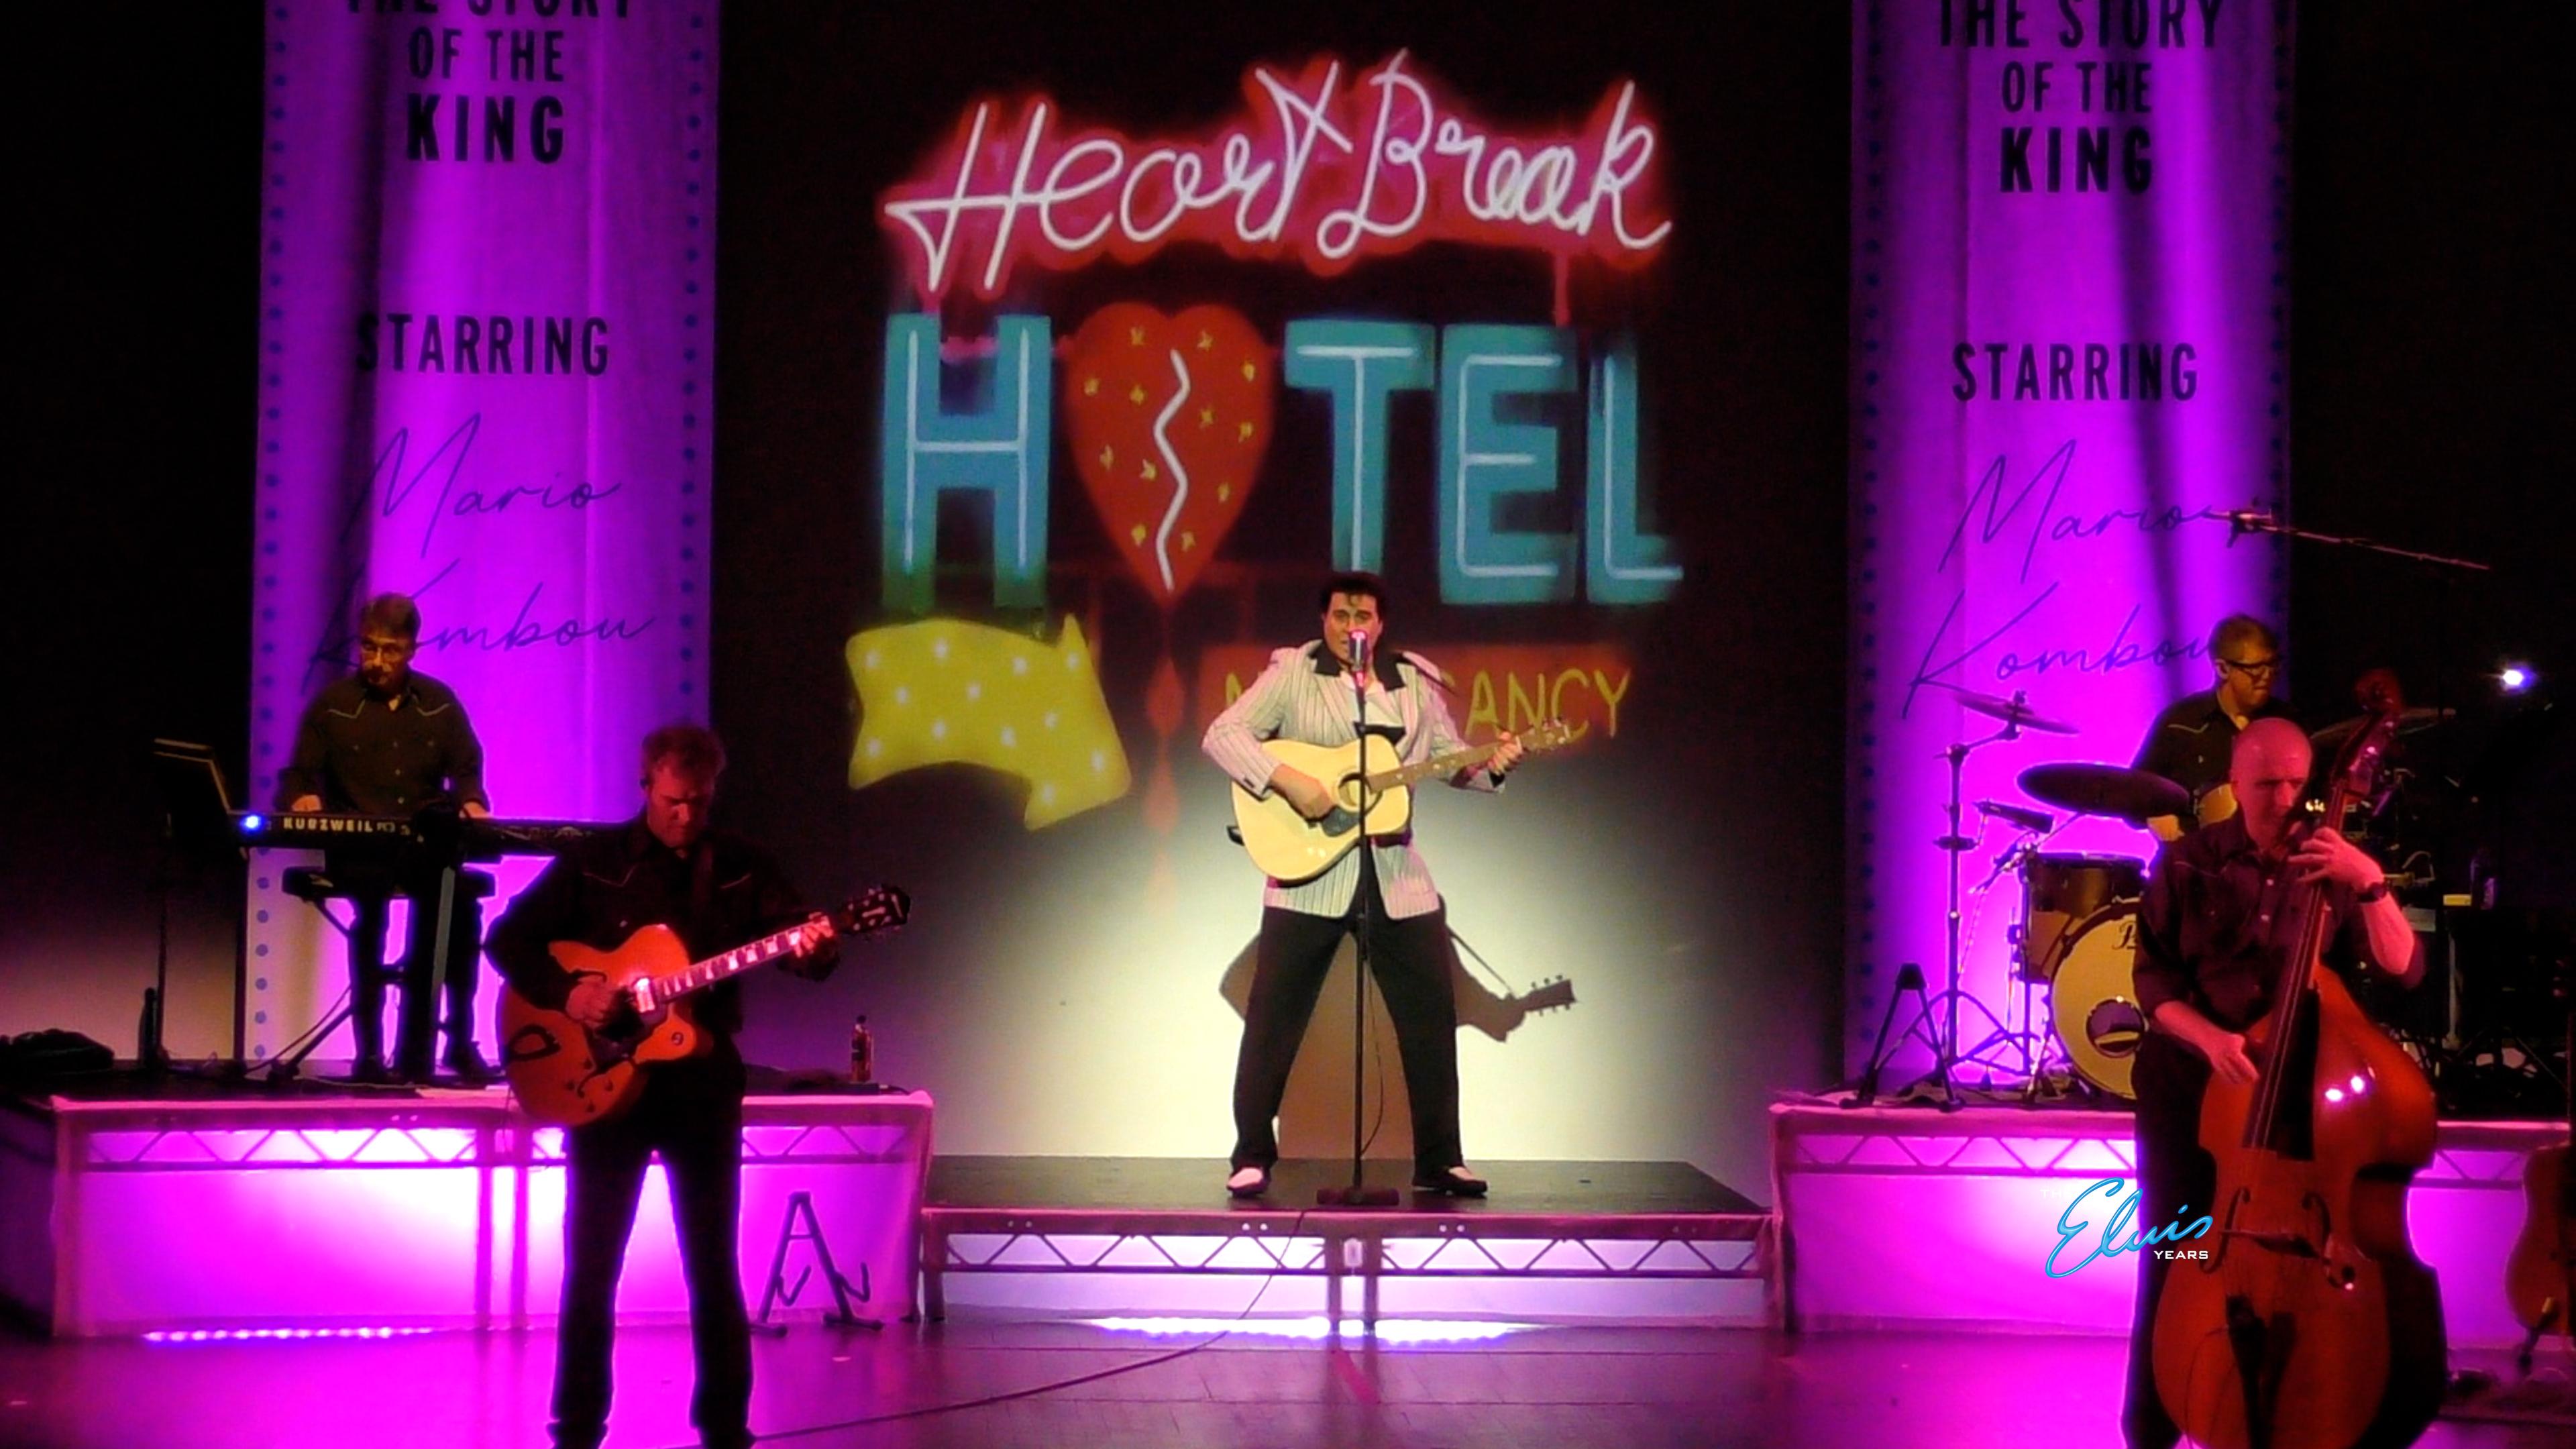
left=1858, top=665, right=2553, bottom=1111
left=1853, top=523, right=2562, bottom=1114
left=1884, top=684, right=2209, bottom=1105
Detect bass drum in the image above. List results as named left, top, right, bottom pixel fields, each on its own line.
left=2051, top=905, right=2149, bottom=1099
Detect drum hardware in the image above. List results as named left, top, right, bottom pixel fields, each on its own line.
left=1972, top=824, right=2067, bottom=1099
left=1902, top=687, right=2070, bottom=1109
left=1855, top=684, right=2074, bottom=1110
left=2311, top=706, right=2455, bottom=753
left=1935, top=684, right=2082, bottom=736
left=1964, top=828, right=2053, bottom=1090
left=1976, top=798, right=2055, bottom=837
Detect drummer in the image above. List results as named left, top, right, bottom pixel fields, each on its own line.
left=2133, top=614, right=2296, bottom=840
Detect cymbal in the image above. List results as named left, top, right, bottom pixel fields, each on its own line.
left=2310, top=706, right=2455, bottom=751
left=2018, top=763, right=2192, bottom=824
left=1929, top=682, right=2080, bottom=735
left=1977, top=798, right=2055, bottom=835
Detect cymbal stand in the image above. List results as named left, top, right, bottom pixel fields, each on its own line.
left=1898, top=711, right=2029, bottom=1108
left=1970, top=829, right=2061, bottom=1097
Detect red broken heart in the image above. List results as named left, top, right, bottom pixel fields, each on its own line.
left=1063, top=303, right=1273, bottom=607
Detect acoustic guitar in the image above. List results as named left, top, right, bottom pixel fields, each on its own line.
left=1231, top=720, right=1574, bottom=882
left=501, top=885, right=910, bottom=1127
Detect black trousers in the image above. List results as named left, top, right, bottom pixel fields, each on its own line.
left=1230, top=886, right=1464, bottom=1180
left=552, top=1053, right=753, bottom=1449
left=2123, top=1032, right=2217, bottom=1449
left=344, top=871, right=483, bottom=1072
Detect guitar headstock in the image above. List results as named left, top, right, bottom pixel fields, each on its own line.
left=1515, top=719, right=1579, bottom=754
left=837, top=884, right=912, bottom=937
left=1514, top=975, right=1577, bottom=1014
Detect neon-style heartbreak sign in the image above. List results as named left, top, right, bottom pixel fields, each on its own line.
left=881, top=50, right=1674, bottom=302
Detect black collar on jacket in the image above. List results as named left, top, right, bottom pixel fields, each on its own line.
left=1307, top=639, right=1405, bottom=690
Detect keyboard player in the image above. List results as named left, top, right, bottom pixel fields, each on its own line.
left=275, top=593, right=494, bottom=1083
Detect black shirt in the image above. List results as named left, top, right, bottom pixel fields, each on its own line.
left=485, top=820, right=837, bottom=1038
left=2131, top=688, right=2296, bottom=810
left=2131, top=814, right=2418, bottom=1032
left=274, top=672, right=488, bottom=815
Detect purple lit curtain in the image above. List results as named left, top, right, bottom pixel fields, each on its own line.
left=1847, top=0, right=2292, bottom=1073
left=245, top=1, right=715, bottom=1061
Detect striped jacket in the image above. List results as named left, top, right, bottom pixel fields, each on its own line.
left=1202, top=640, right=1499, bottom=919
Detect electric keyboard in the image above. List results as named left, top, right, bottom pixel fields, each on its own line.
left=235, top=810, right=601, bottom=863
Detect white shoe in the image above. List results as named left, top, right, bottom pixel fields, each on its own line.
left=1227, top=1165, right=1270, bottom=1199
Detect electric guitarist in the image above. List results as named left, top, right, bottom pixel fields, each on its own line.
left=1201, top=570, right=1524, bottom=1201
left=485, top=723, right=837, bottom=1449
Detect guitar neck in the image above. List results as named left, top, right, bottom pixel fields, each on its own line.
left=1365, top=742, right=1505, bottom=792
left=651, top=922, right=817, bottom=1002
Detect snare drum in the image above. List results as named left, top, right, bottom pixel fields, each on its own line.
left=2017, top=853, right=2146, bottom=981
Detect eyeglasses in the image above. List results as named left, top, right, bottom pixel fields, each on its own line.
left=2218, top=656, right=2279, bottom=678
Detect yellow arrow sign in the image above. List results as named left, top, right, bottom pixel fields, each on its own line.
left=844, top=616, right=1132, bottom=829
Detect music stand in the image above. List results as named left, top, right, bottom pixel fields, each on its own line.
left=147, top=740, right=250, bottom=1072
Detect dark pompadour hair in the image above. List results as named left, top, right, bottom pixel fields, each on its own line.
left=1316, top=570, right=1389, bottom=613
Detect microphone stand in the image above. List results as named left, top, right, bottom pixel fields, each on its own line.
left=2224, top=507, right=2494, bottom=1099
left=2221, top=508, right=2491, bottom=574
left=1319, top=633, right=1400, bottom=1209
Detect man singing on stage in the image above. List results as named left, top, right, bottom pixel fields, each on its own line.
left=1201, top=572, right=1524, bottom=1201
left=2134, top=613, right=2296, bottom=839
left=2121, top=717, right=2424, bottom=1449
left=276, top=592, right=492, bottom=1082
left=487, top=723, right=837, bottom=1449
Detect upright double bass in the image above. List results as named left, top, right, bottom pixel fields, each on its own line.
left=2153, top=674, right=2447, bottom=1449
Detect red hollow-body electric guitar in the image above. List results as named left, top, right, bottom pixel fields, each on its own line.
left=500, top=885, right=910, bottom=1127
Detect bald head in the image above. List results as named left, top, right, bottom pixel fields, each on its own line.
left=2229, top=718, right=2312, bottom=847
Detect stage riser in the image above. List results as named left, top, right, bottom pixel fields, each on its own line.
left=1773, top=1105, right=2566, bottom=1348
left=932, top=1230, right=1768, bottom=1325
left=0, top=1095, right=932, bottom=1338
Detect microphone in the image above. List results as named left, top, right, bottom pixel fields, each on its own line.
left=2223, top=507, right=2275, bottom=541
left=1346, top=629, right=1371, bottom=678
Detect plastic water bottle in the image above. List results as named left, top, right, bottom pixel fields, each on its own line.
left=849, top=1014, right=873, bottom=1085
